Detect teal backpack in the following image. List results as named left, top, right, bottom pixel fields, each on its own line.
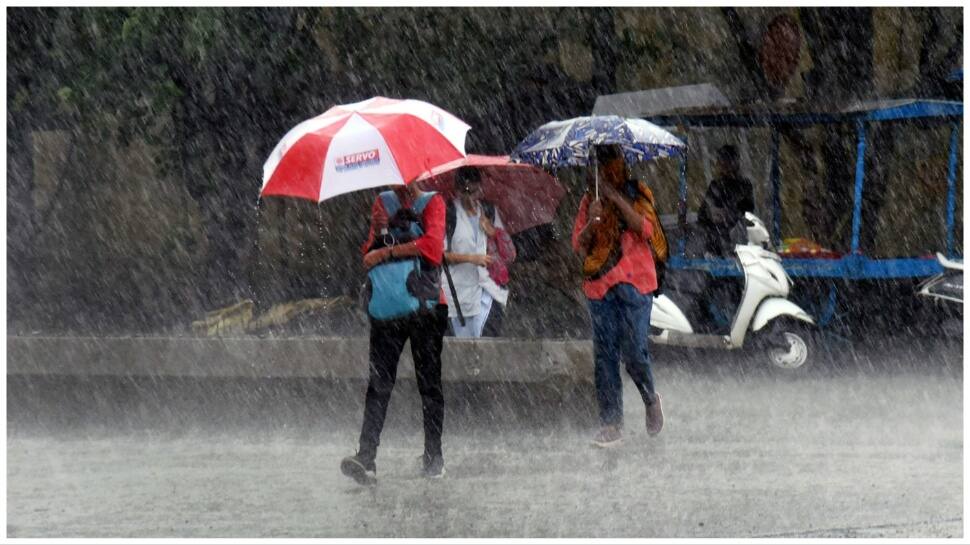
left=365, top=190, right=441, bottom=321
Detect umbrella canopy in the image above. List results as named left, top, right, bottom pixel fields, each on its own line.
left=415, top=155, right=565, bottom=235
left=261, top=97, right=471, bottom=202
left=510, top=115, right=685, bottom=169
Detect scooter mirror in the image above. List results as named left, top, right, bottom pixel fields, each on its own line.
left=744, top=212, right=770, bottom=247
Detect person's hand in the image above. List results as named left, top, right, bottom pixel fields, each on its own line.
left=470, top=254, right=494, bottom=267
left=588, top=198, right=605, bottom=223
left=363, top=248, right=389, bottom=270
left=479, top=214, right=496, bottom=237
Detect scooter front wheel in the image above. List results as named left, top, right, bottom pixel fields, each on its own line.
left=766, top=331, right=809, bottom=369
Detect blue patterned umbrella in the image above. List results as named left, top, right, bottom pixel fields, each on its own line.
left=510, top=115, right=685, bottom=169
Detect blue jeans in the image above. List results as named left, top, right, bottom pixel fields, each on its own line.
left=587, top=283, right=658, bottom=426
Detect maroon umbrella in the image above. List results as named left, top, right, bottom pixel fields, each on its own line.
left=414, top=155, right=565, bottom=235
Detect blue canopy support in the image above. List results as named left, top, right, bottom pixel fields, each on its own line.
left=850, top=120, right=867, bottom=254
left=644, top=100, right=962, bottom=129
left=946, top=121, right=960, bottom=257
left=780, top=258, right=850, bottom=278
left=768, top=128, right=782, bottom=243
left=818, top=283, right=839, bottom=327
left=667, top=256, right=741, bottom=277
left=846, top=256, right=941, bottom=278
left=647, top=97, right=962, bottom=289
left=671, top=255, right=945, bottom=279
left=853, top=100, right=963, bottom=122
left=677, top=146, right=689, bottom=259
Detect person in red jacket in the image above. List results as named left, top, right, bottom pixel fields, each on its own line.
left=341, top=183, right=448, bottom=484
left=572, top=144, right=664, bottom=448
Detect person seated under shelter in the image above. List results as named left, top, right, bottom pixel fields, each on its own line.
left=697, top=145, right=754, bottom=257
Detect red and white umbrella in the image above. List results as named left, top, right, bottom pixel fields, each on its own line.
left=261, top=97, right=471, bottom=202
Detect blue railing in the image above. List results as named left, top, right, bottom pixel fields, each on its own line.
left=668, top=255, right=945, bottom=279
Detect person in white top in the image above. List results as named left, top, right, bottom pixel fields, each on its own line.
left=442, top=167, right=515, bottom=337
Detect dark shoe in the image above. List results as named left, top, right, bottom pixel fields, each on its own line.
left=418, top=453, right=446, bottom=479
left=646, top=393, right=664, bottom=437
left=340, top=455, right=377, bottom=485
left=591, top=424, right=623, bottom=448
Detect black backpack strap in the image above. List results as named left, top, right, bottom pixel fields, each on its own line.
left=445, top=199, right=457, bottom=251
left=442, top=253, right=465, bottom=327
left=439, top=197, right=466, bottom=326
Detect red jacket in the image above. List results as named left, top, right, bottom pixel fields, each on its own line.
left=571, top=194, right=657, bottom=300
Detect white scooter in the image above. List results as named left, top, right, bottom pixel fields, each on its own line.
left=650, top=212, right=816, bottom=369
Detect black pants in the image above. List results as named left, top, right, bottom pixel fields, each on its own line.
left=358, top=304, right=448, bottom=466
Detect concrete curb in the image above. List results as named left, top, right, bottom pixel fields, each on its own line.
left=6, top=336, right=595, bottom=383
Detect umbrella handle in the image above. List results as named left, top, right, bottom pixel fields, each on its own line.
left=589, top=139, right=599, bottom=202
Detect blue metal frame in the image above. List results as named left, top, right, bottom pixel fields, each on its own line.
left=784, top=256, right=944, bottom=278
left=850, top=120, right=867, bottom=254
left=769, top=128, right=782, bottom=243
left=946, top=122, right=960, bottom=257
left=819, top=283, right=839, bottom=327
left=859, top=101, right=963, bottom=122
left=677, top=135, right=689, bottom=259
left=667, top=256, right=741, bottom=276
left=647, top=100, right=962, bottom=128
left=670, top=255, right=944, bottom=279
left=647, top=99, right=962, bottom=281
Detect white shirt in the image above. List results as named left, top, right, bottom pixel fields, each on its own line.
left=441, top=198, right=509, bottom=318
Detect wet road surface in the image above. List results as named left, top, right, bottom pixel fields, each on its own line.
left=7, top=337, right=963, bottom=537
